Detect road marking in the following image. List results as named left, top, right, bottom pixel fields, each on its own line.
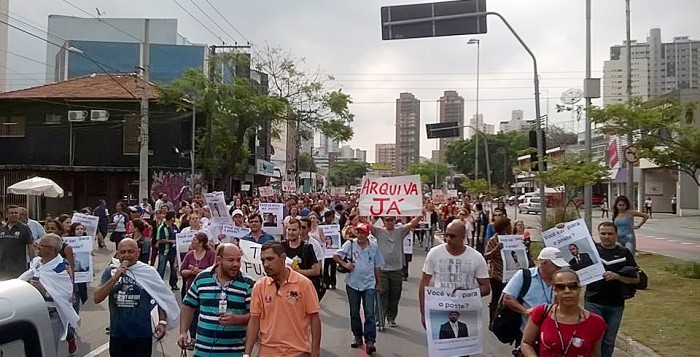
left=81, top=342, right=109, bottom=357
left=654, top=237, right=666, bottom=240
left=682, top=242, right=693, bottom=245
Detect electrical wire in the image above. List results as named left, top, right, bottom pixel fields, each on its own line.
left=171, top=0, right=224, bottom=44
left=203, top=0, right=251, bottom=44
left=186, top=0, right=237, bottom=44
left=60, top=0, right=143, bottom=43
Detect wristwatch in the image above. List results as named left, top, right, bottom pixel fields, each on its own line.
left=158, top=320, right=167, bottom=326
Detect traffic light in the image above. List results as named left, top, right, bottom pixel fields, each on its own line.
left=529, top=130, right=547, bottom=171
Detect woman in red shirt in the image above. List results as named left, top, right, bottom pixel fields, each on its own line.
left=521, top=268, right=606, bottom=357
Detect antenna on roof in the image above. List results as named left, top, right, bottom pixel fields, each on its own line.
left=96, top=8, right=105, bottom=18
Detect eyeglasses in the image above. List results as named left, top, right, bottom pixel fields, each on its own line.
left=553, top=282, right=580, bottom=291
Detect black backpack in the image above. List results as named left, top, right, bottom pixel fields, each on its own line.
left=489, top=268, right=532, bottom=344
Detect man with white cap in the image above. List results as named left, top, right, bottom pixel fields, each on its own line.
left=501, top=247, right=569, bottom=330
left=231, top=209, right=248, bottom=228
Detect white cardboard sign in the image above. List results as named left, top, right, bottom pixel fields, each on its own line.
left=358, top=175, right=423, bottom=217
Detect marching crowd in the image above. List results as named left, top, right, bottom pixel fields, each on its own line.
left=0, top=190, right=647, bottom=357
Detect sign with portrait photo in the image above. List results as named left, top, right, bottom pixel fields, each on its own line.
left=498, top=235, right=528, bottom=282
left=425, top=287, right=483, bottom=357
left=71, top=213, right=99, bottom=238
left=204, top=191, right=232, bottom=225
left=62, top=236, right=94, bottom=283
left=259, top=202, right=284, bottom=236
left=542, top=218, right=605, bottom=286
left=320, top=224, right=341, bottom=258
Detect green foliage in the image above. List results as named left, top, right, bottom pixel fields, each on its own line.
left=329, top=160, right=370, bottom=187
left=590, top=97, right=700, bottom=186
left=158, top=52, right=287, bottom=189
left=537, top=154, right=610, bottom=207
left=666, top=262, right=700, bottom=279
left=460, top=179, right=489, bottom=195
left=546, top=126, right=579, bottom=149
left=408, top=161, right=451, bottom=186
left=255, top=46, right=354, bottom=142
left=299, top=152, right=318, bottom=173
left=445, top=131, right=528, bottom=188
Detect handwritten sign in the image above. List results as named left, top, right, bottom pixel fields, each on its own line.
left=541, top=218, right=605, bottom=286
left=258, top=186, right=274, bottom=197
left=239, top=239, right=293, bottom=281
left=71, top=213, right=99, bottom=238
left=175, top=231, right=195, bottom=266
left=282, top=181, right=297, bottom=193
left=359, top=175, right=423, bottom=217
left=63, top=236, right=93, bottom=283
left=220, top=225, right=251, bottom=244
left=425, top=287, right=483, bottom=357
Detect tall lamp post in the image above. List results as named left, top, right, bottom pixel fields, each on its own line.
left=468, top=38, right=481, bottom=182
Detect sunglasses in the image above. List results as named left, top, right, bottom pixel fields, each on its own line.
left=553, top=282, right=580, bottom=291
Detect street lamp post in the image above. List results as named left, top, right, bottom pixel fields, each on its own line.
left=468, top=39, right=480, bottom=182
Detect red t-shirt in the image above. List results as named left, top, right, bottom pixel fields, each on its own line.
left=529, top=304, right=607, bottom=357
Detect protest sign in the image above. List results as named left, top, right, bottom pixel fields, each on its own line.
left=205, top=191, right=232, bottom=225
left=241, top=184, right=251, bottom=192
left=446, top=189, right=459, bottom=198
left=175, top=231, right=195, bottom=266
left=259, top=202, right=284, bottom=236
left=71, top=213, right=99, bottom=238
left=425, top=287, right=483, bottom=357
left=418, top=210, right=432, bottom=231
left=63, top=236, right=93, bottom=283
left=498, top=235, right=528, bottom=282
left=239, top=239, right=265, bottom=280
left=432, top=189, right=445, bottom=204
left=282, top=181, right=297, bottom=193
left=541, top=218, right=605, bottom=285
left=320, top=224, right=341, bottom=258
left=330, top=187, right=345, bottom=197
left=258, top=186, right=274, bottom=197
left=220, top=224, right=251, bottom=244
left=358, top=175, right=423, bottom=217
left=403, top=232, right=413, bottom=254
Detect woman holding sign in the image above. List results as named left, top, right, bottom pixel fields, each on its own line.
left=520, top=268, right=606, bottom=357
left=483, top=218, right=512, bottom=323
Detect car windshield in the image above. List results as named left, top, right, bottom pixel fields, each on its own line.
left=530, top=198, right=540, bottom=203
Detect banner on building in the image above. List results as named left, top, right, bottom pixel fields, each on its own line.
left=541, top=218, right=605, bottom=286
left=425, top=287, right=483, bottom=357
left=63, top=236, right=93, bottom=283
left=358, top=175, right=423, bottom=217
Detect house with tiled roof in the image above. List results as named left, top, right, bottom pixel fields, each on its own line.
left=0, top=73, right=202, bottom=213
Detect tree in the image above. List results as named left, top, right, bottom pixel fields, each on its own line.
left=590, top=97, right=700, bottom=186
left=255, top=46, right=354, bottom=143
left=408, top=161, right=451, bottom=187
left=445, top=131, right=529, bottom=188
left=546, top=125, right=578, bottom=149
left=537, top=154, right=610, bottom=208
left=299, top=152, right=318, bottom=172
left=460, top=179, right=490, bottom=196
left=329, top=160, right=370, bottom=187
left=158, top=52, right=287, bottom=190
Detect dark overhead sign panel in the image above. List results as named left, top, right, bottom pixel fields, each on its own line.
left=381, top=0, right=487, bottom=40
left=426, top=121, right=461, bottom=139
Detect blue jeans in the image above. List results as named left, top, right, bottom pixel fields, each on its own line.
left=618, top=233, right=636, bottom=254
left=157, top=250, right=178, bottom=288
left=346, top=285, right=377, bottom=343
left=585, top=301, right=624, bottom=357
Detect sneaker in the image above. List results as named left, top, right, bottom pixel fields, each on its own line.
left=67, top=338, right=77, bottom=355
left=388, top=320, right=398, bottom=327
left=351, top=337, right=363, bottom=348
left=366, top=341, right=376, bottom=354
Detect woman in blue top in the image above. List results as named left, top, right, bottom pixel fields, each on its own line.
left=612, top=195, right=649, bottom=254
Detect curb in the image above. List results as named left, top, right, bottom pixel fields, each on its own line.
left=616, top=333, right=661, bottom=357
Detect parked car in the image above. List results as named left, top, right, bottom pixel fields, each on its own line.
left=517, top=192, right=540, bottom=204
left=572, top=194, right=605, bottom=207
left=507, top=195, right=519, bottom=206
left=518, top=197, right=542, bottom=214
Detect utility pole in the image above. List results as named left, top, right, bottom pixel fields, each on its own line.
left=191, top=97, right=196, bottom=180
left=468, top=39, right=481, bottom=182
left=138, top=19, right=150, bottom=201
left=625, top=0, right=635, bottom=207
left=584, top=0, right=593, bottom=230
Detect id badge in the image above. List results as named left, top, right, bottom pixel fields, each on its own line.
left=572, top=337, right=584, bottom=348
left=218, top=293, right=227, bottom=314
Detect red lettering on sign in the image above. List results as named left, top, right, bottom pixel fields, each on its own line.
left=369, top=197, right=389, bottom=215
left=386, top=198, right=403, bottom=215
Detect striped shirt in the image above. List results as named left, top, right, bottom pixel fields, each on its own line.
left=183, top=267, right=254, bottom=357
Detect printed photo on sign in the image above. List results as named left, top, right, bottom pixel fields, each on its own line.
left=220, top=225, right=251, bottom=244
left=358, top=175, right=423, bottom=217
left=320, top=224, right=341, bottom=258
left=63, top=236, right=93, bottom=283
left=259, top=202, right=284, bottom=236
left=541, top=218, right=605, bottom=286
left=424, top=287, right=483, bottom=357
left=498, top=235, right=528, bottom=282
left=71, top=213, right=99, bottom=238
left=204, top=192, right=231, bottom=225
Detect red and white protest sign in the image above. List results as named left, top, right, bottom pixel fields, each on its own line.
left=446, top=189, right=459, bottom=198
left=282, top=181, right=296, bottom=193
left=358, top=175, right=423, bottom=216
left=258, top=186, right=274, bottom=197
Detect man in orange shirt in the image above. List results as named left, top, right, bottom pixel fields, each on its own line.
left=244, top=241, right=322, bottom=357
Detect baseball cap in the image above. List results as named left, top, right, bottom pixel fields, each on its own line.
left=232, top=209, right=244, bottom=217
left=128, top=205, right=144, bottom=214
left=538, top=247, right=570, bottom=267
left=355, top=223, right=371, bottom=234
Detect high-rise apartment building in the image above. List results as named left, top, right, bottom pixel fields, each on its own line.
left=438, top=90, right=465, bottom=160
left=603, top=28, right=700, bottom=105
left=499, top=109, right=535, bottom=133
left=355, top=149, right=367, bottom=163
left=467, top=114, right=494, bottom=138
left=319, top=133, right=339, bottom=157
left=375, top=143, right=396, bottom=177
left=395, top=92, right=421, bottom=174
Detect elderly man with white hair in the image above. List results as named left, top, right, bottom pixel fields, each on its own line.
left=19, top=233, right=79, bottom=355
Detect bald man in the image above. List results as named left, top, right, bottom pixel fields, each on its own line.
left=419, top=221, right=490, bottom=328
left=178, top=243, right=255, bottom=355
left=95, top=238, right=179, bottom=357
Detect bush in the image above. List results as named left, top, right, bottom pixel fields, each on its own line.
left=666, top=262, right=700, bottom=279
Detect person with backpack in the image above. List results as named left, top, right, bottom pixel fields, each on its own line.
left=283, top=218, right=324, bottom=300
left=584, top=222, right=640, bottom=357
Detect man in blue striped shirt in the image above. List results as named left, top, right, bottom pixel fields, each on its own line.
left=178, top=243, right=255, bottom=357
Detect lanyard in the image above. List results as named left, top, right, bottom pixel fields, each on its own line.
left=539, top=275, right=552, bottom=304
left=553, top=306, right=582, bottom=356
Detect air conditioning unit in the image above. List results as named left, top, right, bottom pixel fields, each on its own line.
left=90, top=110, right=109, bottom=122
left=67, top=110, right=88, bottom=122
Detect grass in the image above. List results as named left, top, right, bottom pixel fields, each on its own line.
left=529, top=242, right=699, bottom=356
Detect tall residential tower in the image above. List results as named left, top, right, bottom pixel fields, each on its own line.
left=395, top=92, right=420, bottom=174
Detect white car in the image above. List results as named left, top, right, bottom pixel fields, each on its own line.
left=518, top=197, right=542, bottom=214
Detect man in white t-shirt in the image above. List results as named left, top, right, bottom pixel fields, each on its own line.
left=419, top=220, right=490, bottom=328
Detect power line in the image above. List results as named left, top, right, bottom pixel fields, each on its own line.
left=186, top=0, right=237, bottom=44
left=204, top=0, right=251, bottom=44
left=60, top=0, right=143, bottom=43
left=171, top=0, right=224, bottom=44
left=0, top=48, right=55, bottom=68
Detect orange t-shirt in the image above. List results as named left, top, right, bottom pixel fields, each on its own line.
left=251, top=267, right=320, bottom=357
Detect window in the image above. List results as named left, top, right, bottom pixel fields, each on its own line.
left=0, top=116, right=26, bottom=137
left=45, top=114, right=61, bottom=124
left=123, top=114, right=140, bottom=155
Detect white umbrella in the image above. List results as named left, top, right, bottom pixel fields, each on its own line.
left=8, top=177, right=64, bottom=198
